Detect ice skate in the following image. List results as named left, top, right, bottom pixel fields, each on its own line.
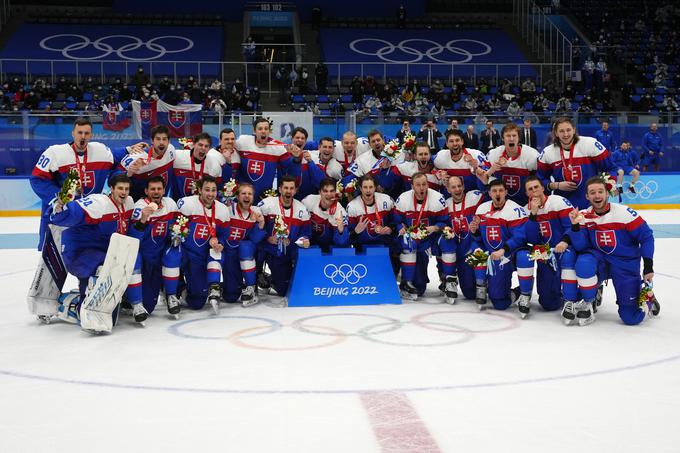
left=56, top=291, right=80, bottom=324
left=166, top=294, right=181, bottom=319
left=400, top=281, right=418, bottom=301
left=594, top=283, right=604, bottom=312
left=132, top=303, right=148, bottom=326
left=517, top=294, right=531, bottom=319
left=561, top=300, right=576, bottom=325
left=475, top=284, right=487, bottom=310
left=241, top=285, right=260, bottom=307
left=444, top=275, right=458, bottom=304
left=574, top=301, right=595, bottom=326
left=207, top=283, right=222, bottom=315
left=256, top=272, right=272, bottom=294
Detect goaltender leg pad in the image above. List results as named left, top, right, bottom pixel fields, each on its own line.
left=80, top=234, right=140, bottom=334
left=27, top=225, right=66, bottom=317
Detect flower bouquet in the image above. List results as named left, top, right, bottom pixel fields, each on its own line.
left=600, top=172, right=617, bottom=197
left=178, top=137, right=194, bottom=150
left=465, top=248, right=490, bottom=270
left=57, top=168, right=82, bottom=205
left=441, top=225, right=456, bottom=240
left=401, top=133, right=417, bottom=154
left=273, top=214, right=289, bottom=254
left=261, top=188, right=278, bottom=200
left=170, top=215, right=190, bottom=247
left=381, top=139, right=402, bottom=162
left=638, top=282, right=660, bottom=317
left=529, top=244, right=552, bottom=263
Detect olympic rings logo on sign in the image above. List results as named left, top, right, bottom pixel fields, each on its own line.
left=625, top=181, right=659, bottom=200
left=39, top=34, right=194, bottom=60
left=349, top=38, right=492, bottom=63
left=323, top=263, right=367, bottom=285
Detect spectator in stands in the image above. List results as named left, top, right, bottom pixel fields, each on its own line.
left=417, top=118, right=442, bottom=153
left=210, top=96, right=227, bottom=114
left=242, top=36, right=256, bottom=61
left=661, top=95, right=678, bottom=112
left=582, top=56, right=595, bottom=91
left=430, top=101, right=446, bottom=122
left=133, top=65, right=150, bottom=88
left=276, top=65, right=289, bottom=107
left=464, top=125, right=479, bottom=150
left=364, top=76, right=377, bottom=96
left=477, top=78, right=490, bottom=94
left=595, top=57, right=608, bottom=92
left=480, top=120, right=501, bottom=155
left=595, top=121, right=616, bottom=151
left=641, top=123, right=664, bottom=172
left=401, top=84, right=414, bottom=104
left=520, top=78, right=536, bottom=103
left=463, top=96, right=477, bottom=112
left=473, top=112, right=488, bottom=125
left=500, top=78, right=514, bottom=99
left=506, top=100, right=522, bottom=120
left=445, top=118, right=459, bottom=136
left=350, top=76, right=363, bottom=104
left=519, top=119, right=537, bottom=148
left=486, top=94, right=502, bottom=112
left=315, top=62, right=328, bottom=93
left=532, top=93, right=548, bottom=112
left=396, top=120, right=413, bottom=145
left=430, top=79, right=444, bottom=103
left=299, top=66, right=309, bottom=94
left=555, top=96, right=572, bottom=114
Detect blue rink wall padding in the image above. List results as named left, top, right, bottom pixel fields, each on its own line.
left=319, top=28, right=533, bottom=79
left=0, top=24, right=223, bottom=77
left=1, top=173, right=679, bottom=213
left=287, top=246, right=402, bottom=307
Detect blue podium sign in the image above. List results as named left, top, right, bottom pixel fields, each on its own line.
left=287, top=246, right=402, bottom=307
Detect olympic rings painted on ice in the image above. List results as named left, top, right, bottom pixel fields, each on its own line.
left=349, top=38, right=492, bottom=64
left=39, top=34, right=194, bottom=60
left=167, top=315, right=281, bottom=340
left=229, top=324, right=347, bottom=351
left=357, top=321, right=474, bottom=347
left=291, top=313, right=403, bottom=337
left=411, top=310, right=520, bottom=334
left=323, top=263, right=367, bottom=284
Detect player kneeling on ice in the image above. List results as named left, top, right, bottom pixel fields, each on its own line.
left=223, top=182, right=267, bottom=307
left=177, top=175, right=230, bottom=314
left=523, top=176, right=579, bottom=319
left=127, top=176, right=182, bottom=321
left=564, top=176, right=658, bottom=326
left=438, top=175, right=484, bottom=304
left=394, top=172, right=447, bottom=300
left=49, top=174, right=139, bottom=334
left=468, top=180, right=534, bottom=313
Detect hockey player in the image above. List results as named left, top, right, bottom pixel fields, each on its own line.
left=171, top=132, right=223, bottom=201
left=347, top=175, right=396, bottom=251
left=302, top=177, right=349, bottom=249
left=126, top=176, right=182, bottom=320
left=523, top=176, right=578, bottom=317
left=537, top=117, right=617, bottom=209
left=208, top=127, right=240, bottom=183
left=393, top=172, right=447, bottom=300
left=612, top=141, right=640, bottom=194
left=50, top=174, right=135, bottom=322
left=334, top=131, right=366, bottom=174
left=438, top=175, right=484, bottom=304
left=394, top=141, right=441, bottom=191
left=257, top=176, right=311, bottom=297
left=565, top=176, right=656, bottom=326
left=117, top=125, right=176, bottom=200
left=31, top=117, right=115, bottom=249
left=343, top=129, right=403, bottom=200
left=485, top=122, right=539, bottom=206
left=234, top=117, right=302, bottom=199
left=433, top=129, right=489, bottom=197
left=469, top=180, right=534, bottom=312
left=297, top=137, right=344, bottom=200
left=177, top=175, right=230, bottom=313
left=223, top=182, right=267, bottom=307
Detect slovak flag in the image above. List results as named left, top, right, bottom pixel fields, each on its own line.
left=155, top=99, right=202, bottom=138
left=132, top=100, right=157, bottom=139
left=102, top=103, right=131, bottom=132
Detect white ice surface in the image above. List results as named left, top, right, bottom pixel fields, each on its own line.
left=1, top=213, right=679, bottom=453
